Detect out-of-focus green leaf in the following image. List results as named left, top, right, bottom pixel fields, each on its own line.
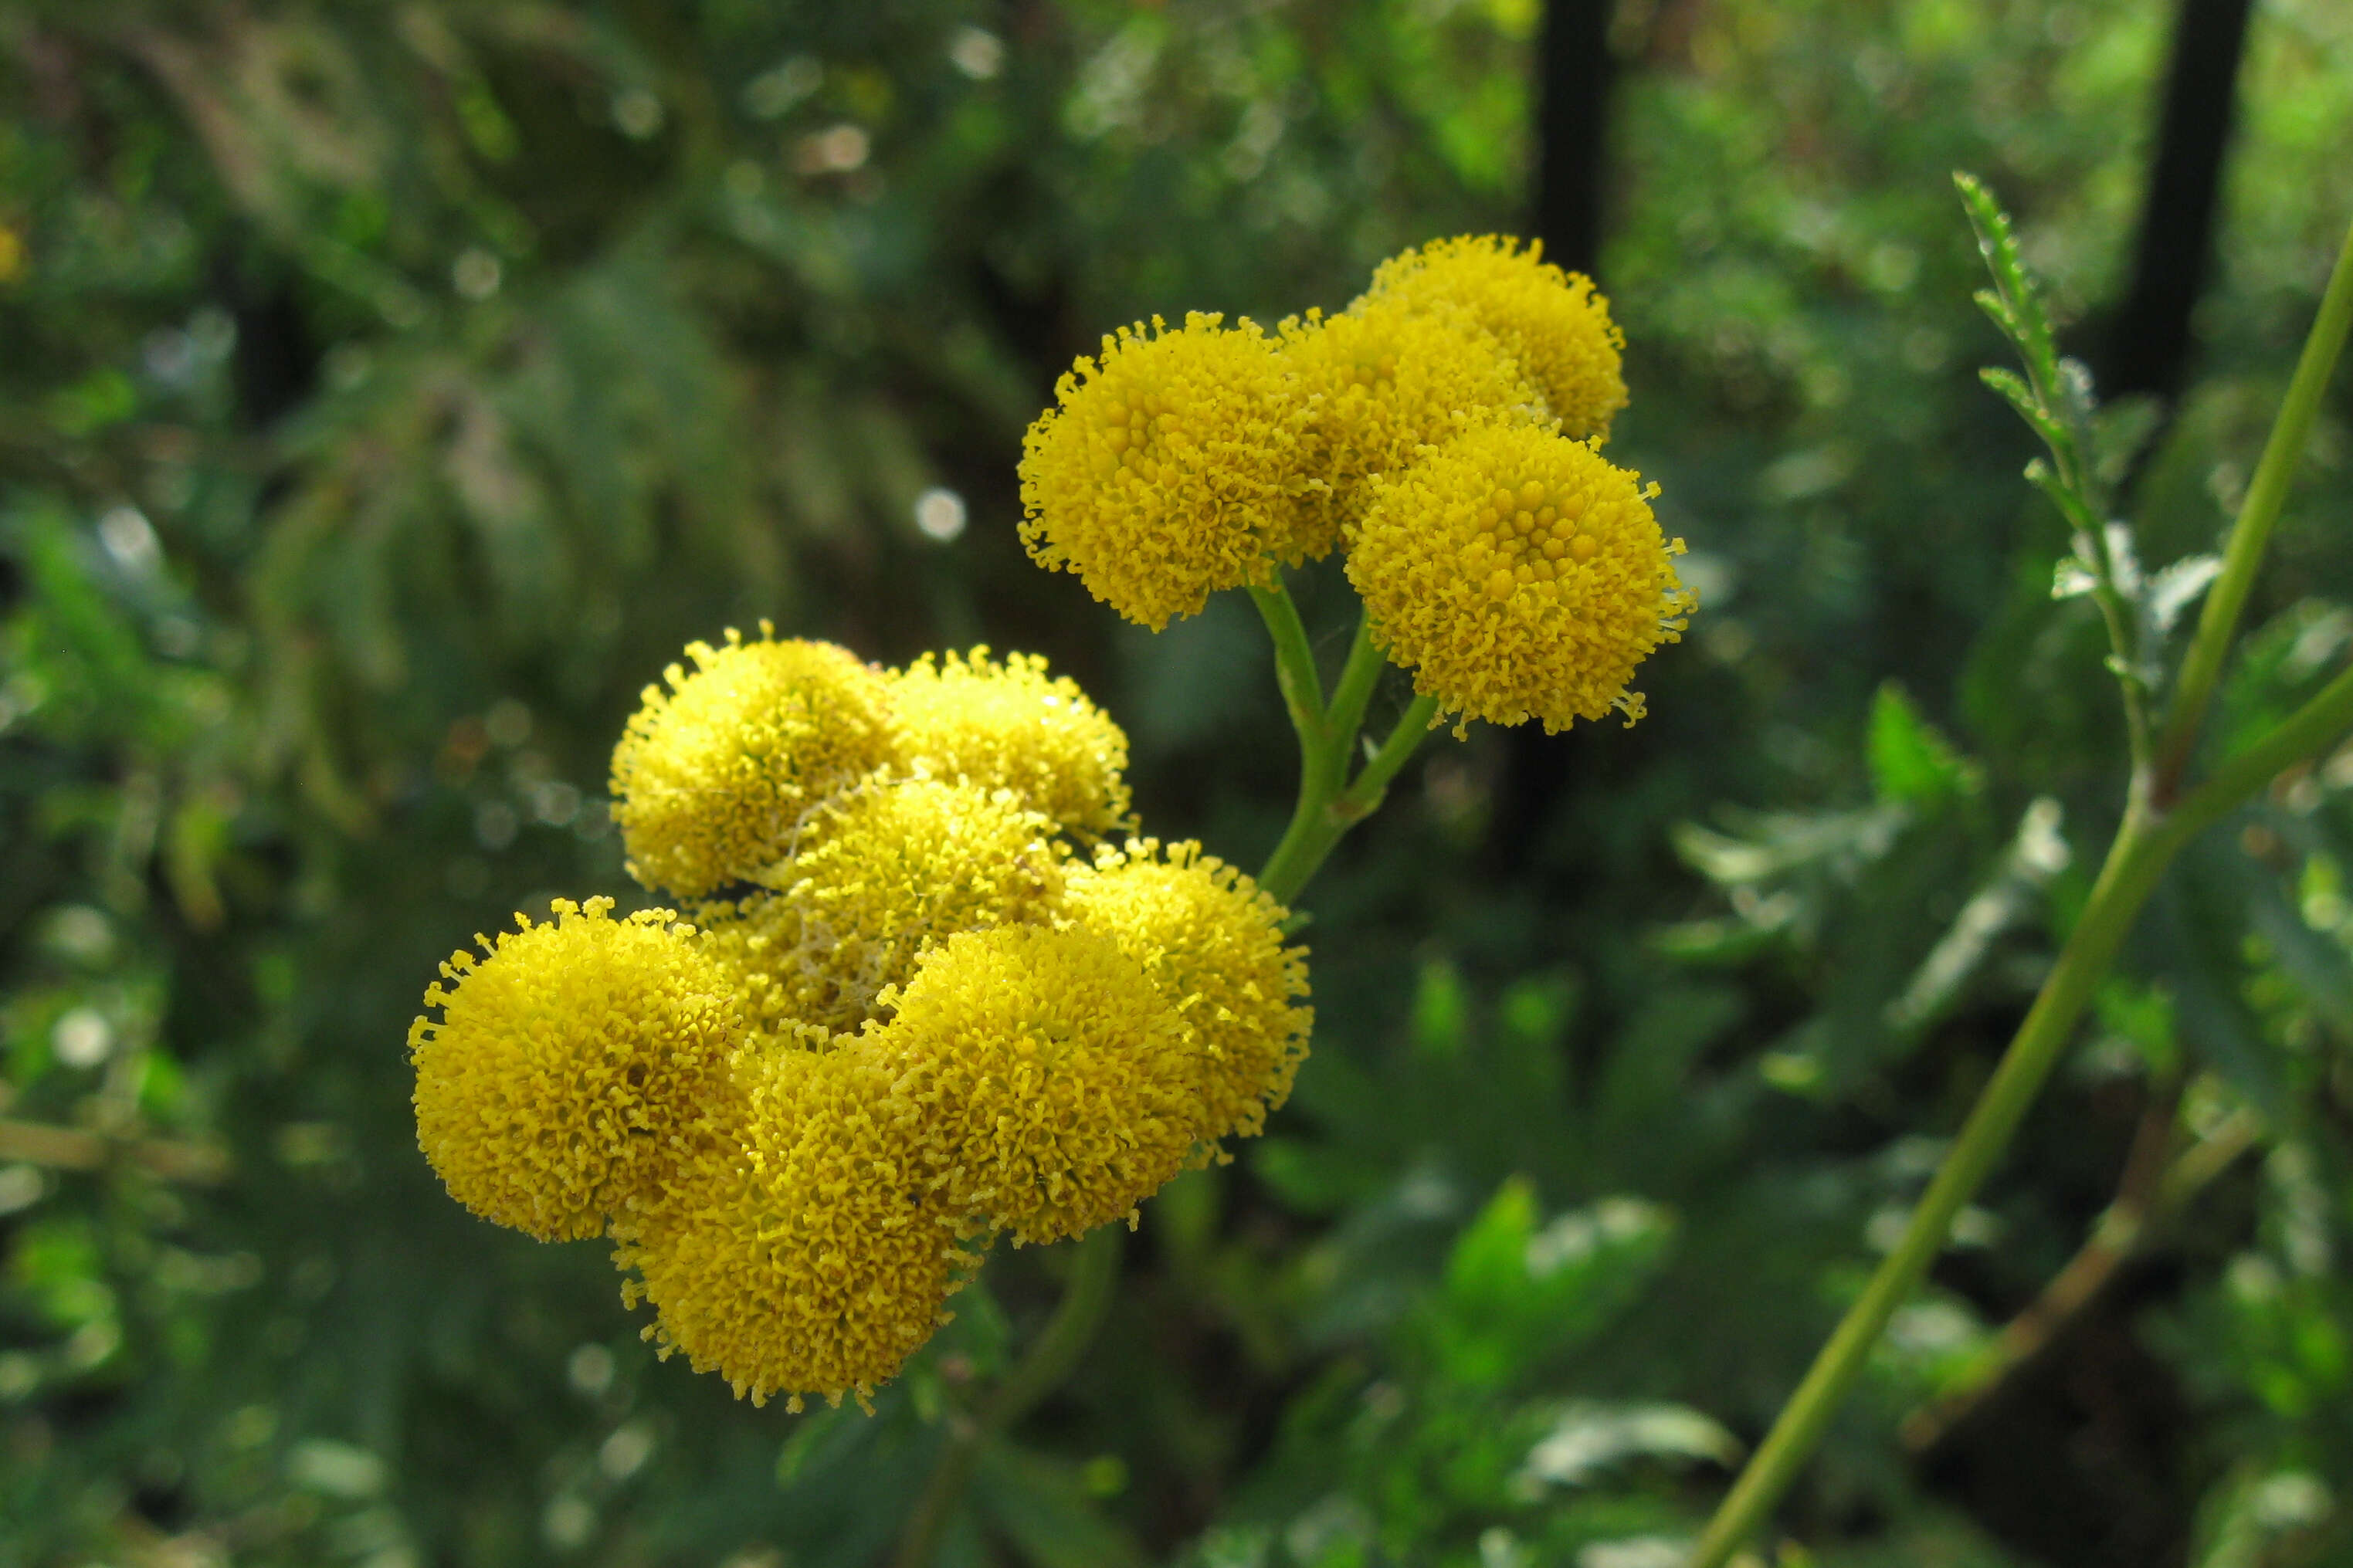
left=1419, top=1180, right=1673, bottom=1391
left=1867, top=682, right=1980, bottom=808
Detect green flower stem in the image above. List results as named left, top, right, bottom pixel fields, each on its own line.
left=891, top=1226, right=1124, bottom=1568
left=1897, top=1096, right=2260, bottom=1456
left=1251, top=580, right=1439, bottom=906
left=1323, top=608, right=1385, bottom=756
left=1958, top=173, right=2153, bottom=767
left=1250, top=581, right=1327, bottom=737
left=1341, top=693, right=1443, bottom=817
left=2091, top=568, right=2155, bottom=772
left=2166, top=657, right=2353, bottom=845
left=2152, top=212, right=2353, bottom=804
left=1256, top=690, right=1439, bottom=906
left=1687, top=656, right=2353, bottom=1568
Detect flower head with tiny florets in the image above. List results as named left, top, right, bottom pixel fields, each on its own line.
left=1019, top=313, right=1310, bottom=630
left=871, top=923, right=1202, bottom=1248
left=887, top=647, right=1134, bottom=838
left=610, top=628, right=895, bottom=899
left=1361, top=235, right=1628, bottom=442
left=615, top=1045, right=975, bottom=1412
left=409, top=897, right=746, bottom=1241
left=1063, top=840, right=1310, bottom=1148
left=1347, top=422, right=1695, bottom=734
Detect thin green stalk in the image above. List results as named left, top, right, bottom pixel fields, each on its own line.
left=1250, top=581, right=1327, bottom=739
left=2153, top=212, right=2353, bottom=801
left=1340, top=694, right=1442, bottom=815
left=1323, top=609, right=1385, bottom=757
left=1256, top=694, right=1439, bottom=905
left=1688, top=205, right=2353, bottom=1568
left=1248, top=578, right=1440, bottom=905
left=1252, top=579, right=1348, bottom=903
left=1685, top=807, right=2167, bottom=1568
left=1958, top=173, right=2150, bottom=761
left=1687, top=657, right=2353, bottom=1568
left=1258, top=782, right=1338, bottom=906
left=892, top=1227, right=1124, bottom=1568
left=2158, top=1106, right=2266, bottom=1211
left=2165, top=657, right=2353, bottom=850
left=2089, top=570, right=2155, bottom=772
left=1899, top=1086, right=2262, bottom=1455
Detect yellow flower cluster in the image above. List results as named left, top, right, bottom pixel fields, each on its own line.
left=411, top=634, right=1309, bottom=1410
left=876, top=924, right=1199, bottom=1248
left=614, top=1045, right=967, bottom=1404
left=1280, top=300, right=1544, bottom=551
left=1018, top=236, right=1692, bottom=733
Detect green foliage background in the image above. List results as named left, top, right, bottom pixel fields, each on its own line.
left=2, top=2, right=2351, bottom=1565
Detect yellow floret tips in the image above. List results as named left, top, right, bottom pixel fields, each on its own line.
left=1347, top=422, right=1696, bottom=735
left=698, top=777, right=1066, bottom=1041
left=1019, top=313, right=1310, bottom=631
left=888, top=648, right=1134, bottom=838
left=609, top=628, right=895, bottom=898
left=409, top=897, right=746, bottom=1242
left=873, top=924, right=1202, bottom=1247
left=1279, top=300, right=1546, bottom=549
left=1362, top=235, right=1629, bottom=442
left=615, top=1048, right=972, bottom=1411
left=1063, top=841, right=1310, bottom=1148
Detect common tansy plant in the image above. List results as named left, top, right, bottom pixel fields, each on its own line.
left=410, top=235, right=1688, bottom=1414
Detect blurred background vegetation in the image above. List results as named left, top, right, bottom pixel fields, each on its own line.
left=3, top=2, right=2352, bottom=1565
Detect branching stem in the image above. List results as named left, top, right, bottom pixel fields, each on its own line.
left=1686, top=207, right=2353, bottom=1568
left=1252, top=581, right=1439, bottom=905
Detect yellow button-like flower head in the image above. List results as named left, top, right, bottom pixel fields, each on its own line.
left=1279, top=300, right=1544, bottom=550
left=616, top=1046, right=969, bottom=1411
left=1361, top=235, right=1628, bottom=442
left=700, top=777, right=1066, bottom=1041
left=610, top=630, right=894, bottom=898
left=1347, top=422, right=1694, bottom=733
left=873, top=924, right=1196, bottom=1246
left=409, top=897, right=745, bottom=1241
left=888, top=649, right=1134, bottom=838
left=1063, top=841, right=1310, bottom=1146
left=1019, top=313, right=1307, bottom=630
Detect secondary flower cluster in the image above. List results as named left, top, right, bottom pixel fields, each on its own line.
left=1020, top=235, right=1697, bottom=732
left=410, top=634, right=1310, bottom=1409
